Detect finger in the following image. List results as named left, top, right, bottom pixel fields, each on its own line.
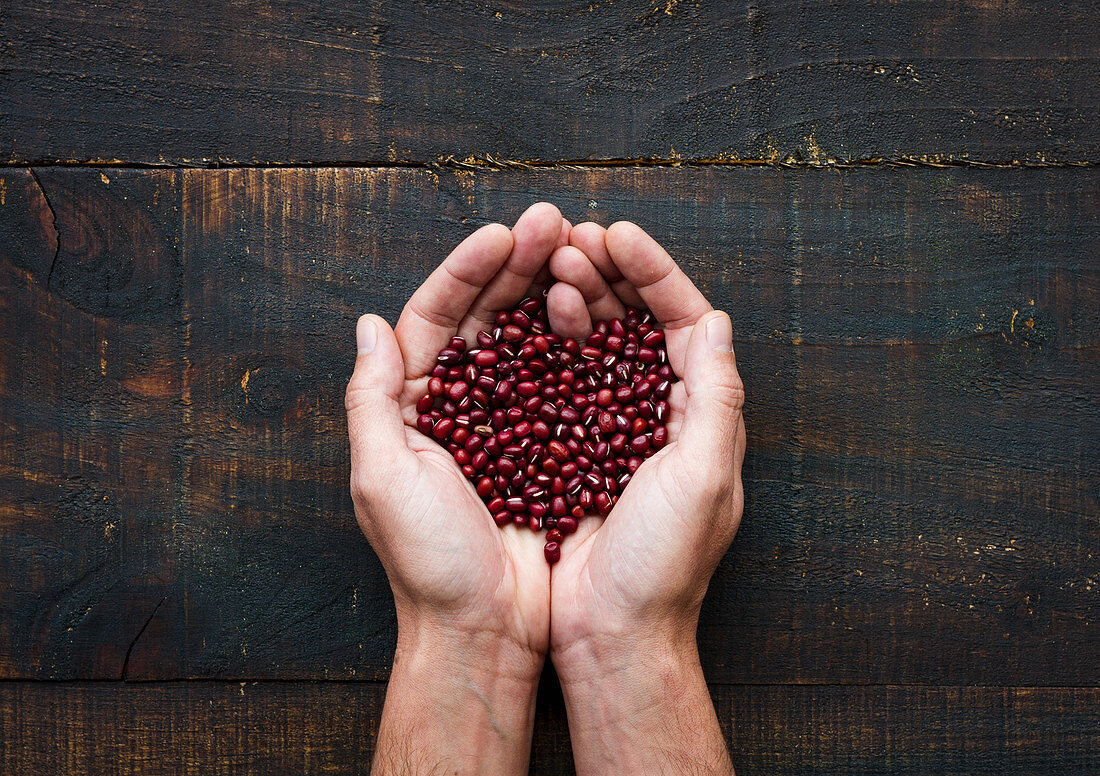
left=603, top=221, right=712, bottom=331
left=396, top=223, right=514, bottom=378
left=347, top=315, right=418, bottom=486
left=462, top=202, right=563, bottom=336
left=557, top=217, right=572, bottom=249
left=548, top=245, right=627, bottom=323
left=530, top=219, right=572, bottom=292
left=546, top=281, right=592, bottom=340
left=568, top=221, right=645, bottom=307
left=675, top=311, right=744, bottom=464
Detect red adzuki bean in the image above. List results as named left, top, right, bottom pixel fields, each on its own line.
left=414, top=292, right=677, bottom=563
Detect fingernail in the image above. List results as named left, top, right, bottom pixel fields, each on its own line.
left=706, top=313, right=733, bottom=353
left=357, top=316, right=377, bottom=355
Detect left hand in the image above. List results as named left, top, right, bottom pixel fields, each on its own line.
left=347, top=203, right=586, bottom=774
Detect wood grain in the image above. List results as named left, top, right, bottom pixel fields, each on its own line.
left=2, top=1, right=1097, bottom=164
left=0, top=166, right=1096, bottom=685
left=0, top=682, right=1096, bottom=775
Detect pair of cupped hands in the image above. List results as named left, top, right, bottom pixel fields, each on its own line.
left=346, top=203, right=746, bottom=773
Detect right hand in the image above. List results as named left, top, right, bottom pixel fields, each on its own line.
left=549, top=220, right=747, bottom=662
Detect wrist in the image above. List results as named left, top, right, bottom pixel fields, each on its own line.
left=395, top=614, right=545, bottom=687
left=552, top=621, right=700, bottom=710
left=551, top=624, right=733, bottom=776
left=550, top=594, right=702, bottom=679
left=372, top=619, right=543, bottom=775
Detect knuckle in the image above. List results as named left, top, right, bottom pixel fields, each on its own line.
left=703, top=479, right=740, bottom=535
left=349, top=469, right=373, bottom=504
left=699, top=446, right=741, bottom=502
left=706, top=470, right=735, bottom=506
left=406, top=296, right=459, bottom=330
left=345, top=375, right=381, bottom=416
left=351, top=459, right=401, bottom=509
left=344, top=380, right=360, bottom=413
left=344, top=367, right=372, bottom=412
left=711, top=372, right=746, bottom=415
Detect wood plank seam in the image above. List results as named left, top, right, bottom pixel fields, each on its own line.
left=3, top=158, right=1100, bottom=172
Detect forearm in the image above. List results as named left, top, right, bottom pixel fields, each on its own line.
left=554, top=628, right=734, bottom=776
left=373, top=621, right=542, bottom=776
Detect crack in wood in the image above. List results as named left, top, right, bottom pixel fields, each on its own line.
left=120, top=596, right=167, bottom=681
left=27, top=168, right=61, bottom=289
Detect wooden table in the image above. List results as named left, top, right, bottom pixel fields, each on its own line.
left=1, top=2, right=1097, bottom=773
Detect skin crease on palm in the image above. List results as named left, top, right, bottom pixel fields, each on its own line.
left=346, top=202, right=746, bottom=774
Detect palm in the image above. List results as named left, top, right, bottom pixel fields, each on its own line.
left=390, top=383, right=550, bottom=649
left=543, top=220, right=744, bottom=650
left=549, top=381, right=694, bottom=636
left=350, top=203, right=577, bottom=654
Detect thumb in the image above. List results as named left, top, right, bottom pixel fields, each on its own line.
left=346, top=314, right=415, bottom=485
left=675, top=311, right=745, bottom=468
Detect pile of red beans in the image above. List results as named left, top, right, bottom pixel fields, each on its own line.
left=416, top=293, right=673, bottom=564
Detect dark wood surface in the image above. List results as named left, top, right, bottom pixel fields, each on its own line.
left=2, top=1, right=1098, bottom=164
left=1, top=1, right=1098, bottom=773
left=1, top=682, right=1097, bottom=776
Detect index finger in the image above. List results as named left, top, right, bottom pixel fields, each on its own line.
left=461, top=202, right=563, bottom=337
left=396, top=222, right=514, bottom=378
left=568, top=222, right=645, bottom=308
left=603, top=221, right=712, bottom=331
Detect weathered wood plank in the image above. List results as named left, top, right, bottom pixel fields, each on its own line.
left=0, top=169, right=184, bottom=679
left=2, top=1, right=1097, bottom=164
left=0, top=166, right=1096, bottom=684
left=0, top=682, right=1096, bottom=776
